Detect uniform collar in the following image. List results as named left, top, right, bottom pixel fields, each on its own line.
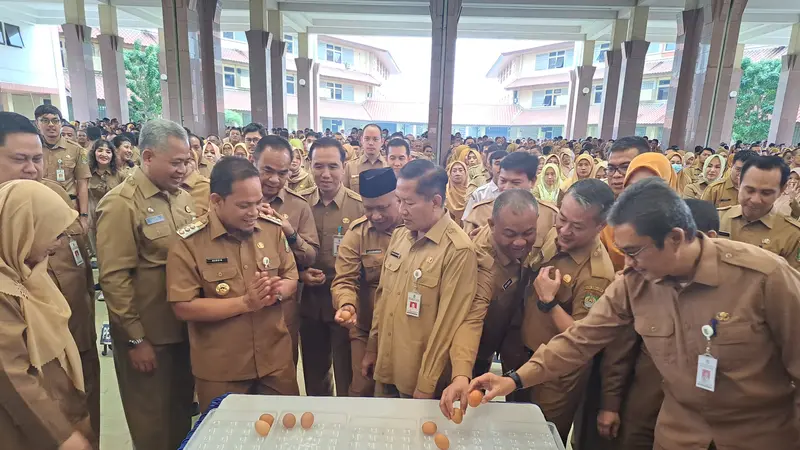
left=688, top=234, right=719, bottom=287
left=208, top=207, right=261, bottom=240
left=729, top=205, right=776, bottom=229
left=411, top=212, right=450, bottom=244
left=269, top=188, right=287, bottom=206
left=361, top=153, right=384, bottom=165
left=132, top=167, right=162, bottom=199
left=45, top=137, right=67, bottom=150
left=94, top=166, right=112, bottom=176
left=724, top=177, right=737, bottom=192
left=490, top=234, right=515, bottom=267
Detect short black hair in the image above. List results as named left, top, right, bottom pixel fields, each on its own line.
left=242, top=122, right=264, bottom=136
left=493, top=188, right=539, bottom=218
left=398, top=159, right=448, bottom=202
left=684, top=199, right=719, bottom=233
left=701, top=147, right=715, bottom=154
left=542, top=145, right=553, bottom=155
left=386, top=137, right=410, bottom=156
left=733, top=150, right=758, bottom=165
left=489, top=150, right=508, bottom=164
left=34, top=104, right=63, bottom=120
left=86, top=126, right=103, bottom=141
left=228, top=126, right=242, bottom=134
left=500, top=152, right=538, bottom=181
left=740, top=155, right=790, bottom=189
left=0, top=112, right=40, bottom=146
left=112, top=134, right=132, bottom=149
left=565, top=179, right=615, bottom=223
left=62, top=123, right=76, bottom=132
left=609, top=136, right=649, bottom=156
left=210, top=156, right=260, bottom=198
left=608, top=177, right=697, bottom=249
left=252, top=135, right=294, bottom=164
left=363, top=123, right=382, bottom=135
left=482, top=143, right=500, bottom=155
left=207, top=133, right=220, bottom=140
left=309, top=137, right=346, bottom=162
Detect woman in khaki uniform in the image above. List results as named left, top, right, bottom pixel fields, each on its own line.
left=87, top=140, right=127, bottom=254
left=445, top=161, right=468, bottom=227
left=181, top=149, right=211, bottom=217
left=0, top=180, right=93, bottom=450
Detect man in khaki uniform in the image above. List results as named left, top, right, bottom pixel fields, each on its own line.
left=299, top=137, right=364, bottom=396
left=252, top=135, right=320, bottom=365
left=34, top=105, right=91, bottom=229
left=521, top=179, right=616, bottom=443
left=332, top=168, right=402, bottom=397
left=343, top=124, right=386, bottom=194
left=473, top=178, right=800, bottom=450
left=472, top=190, right=540, bottom=385
left=386, top=138, right=410, bottom=176
left=701, top=150, right=758, bottom=208
left=96, top=119, right=196, bottom=450
left=363, top=160, right=491, bottom=402
left=718, top=155, right=800, bottom=271
left=167, top=157, right=299, bottom=410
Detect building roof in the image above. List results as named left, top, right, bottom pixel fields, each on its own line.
left=321, top=35, right=401, bottom=75
left=486, top=41, right=570, bottom=78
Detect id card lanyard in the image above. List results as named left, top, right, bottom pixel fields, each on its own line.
left=406, top=268, right=422, bottom=317
left=333, top=226, right=344, bottom=257
left=56, top=158, right=66, bottom=182
left=696, top=321, right=718, bottom=392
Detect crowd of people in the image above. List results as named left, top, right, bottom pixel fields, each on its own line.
left=0, top=103, right=799, bottom=450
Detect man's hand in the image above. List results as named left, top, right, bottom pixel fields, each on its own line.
left=468, top=373, right=516, bottom=403
left=534, top=266, right=561, bottom=303
left=597, top=410, right=621, bottom=439
left=59, top=431, right=92, bottom=450
left=439, top=375, right=470, bottom=419
left=79, top=216, right=89, bottom=235
left=300, top=268, right=326, bottom=286
left=413, top=389, right=434, bottom=400
left=129, top=340, right=157, bottom=373
left=361, top=351, right=377, bottom=378
left=334, top=304, right=357, bottom=328
left=243, top=272, right=273, bottom=311
left=263, top=276, right=284, bottom=307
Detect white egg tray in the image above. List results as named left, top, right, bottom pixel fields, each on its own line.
left=184, top=394, right=565, bottom=450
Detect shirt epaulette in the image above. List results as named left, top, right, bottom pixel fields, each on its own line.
left=285, top=188, right=306, bottom=201
left=349, top=215, right=369, bottom=230
left=446, top=223, right=474, bottom=250
left=345, top=188, right=363, bottom=202
left=473, top=198, right=494, bottom=209
left=119, top=175, right=137, bottom=199
left=714, top=239, right=779, bottom=275
left=784, top=216, right=800, bottom=231
left=538, top=199, right=560, bottom=215
left=177, top=218, right=208, bottom=239
left=259, top=213, right=283, bottom=226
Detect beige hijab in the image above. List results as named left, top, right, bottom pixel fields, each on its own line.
left=0, top=180, right=84, bottom=391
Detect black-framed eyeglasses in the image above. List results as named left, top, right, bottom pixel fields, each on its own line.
left=617, top=242, right=652, bottom=260
left=607, top=163, right=630, bottom=175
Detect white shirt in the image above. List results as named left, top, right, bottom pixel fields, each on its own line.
left=462, top=181, right=499, bottom=220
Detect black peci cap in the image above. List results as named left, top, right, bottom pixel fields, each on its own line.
left=359, top=167, right=397, bottom=198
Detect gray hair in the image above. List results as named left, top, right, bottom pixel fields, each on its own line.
left=566, top=179, right=616, bottom=223
left=139, top=119, right=188, bottom=153
left=492, top=189, right=538, bottom=219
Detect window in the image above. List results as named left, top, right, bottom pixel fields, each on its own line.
left=284, top=34, right=294, bottom=55
left=664, top=43, right=676, bottom=51
left=325, top=44, right=342, bottom=64
left=593, top=85, right=603, bottom=104
left=4, top=23, right=23, bottom=48
left=286, top=75, right=295, bottom=95
left=657, top=79, right=670, bottom=101
left=541, top=126, right=555, bottom=139
left=0, top=23, right=5, bottom=45
left=224, top=67, right=236, bottom=87
left=223, top=31, right=234, bottom=39
left=324, top=82, right=343, bottom=100
left=512, top=90, right=519, bottom=105
left=43, top=98, right=52, bottom=105
left=543, top=88, right=562, bottom=107
left=548, top=50, right=566, bottom=69
left=640, top=80, right=655, bottom=101
left=237, top=68, right=250, bottom=89
left=595, top=43, right=610, bottom=63
left=646, top=43, right=659, bottom=54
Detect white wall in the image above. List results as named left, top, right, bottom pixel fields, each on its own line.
left=0, top=23, right=61, bottom=90
left=353, top=84, right=369, bottom=103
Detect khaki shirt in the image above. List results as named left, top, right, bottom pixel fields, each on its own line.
left=701, top=177, right=738, bottom=208
left=343, top=154, right=386, bottom=195
left=287, top=169, right=316, bottom=194
left=466, top=165, right=489, bottom=194
left=368, top=213, right=485, bottom=395
left=43, top=138, right=90, bottom=201
left=180, top=170, right=211, bottom=217
left=682, top=180, right=708, bottom=200
left=166, top=209, right=298, bottom=382
left=197, top=158, right=214, bottom=179
left=96, top=167, right=196, bottom=343
left=331, top=215, right=394, bottom=334
left=516, top=236, right=800, bottom=449
left=719, top=205, right=800, bottom=271
left=88, top=167, right=126, bottom=212
left=268, top=188, right=319, bottom=268
left=465, top=198, right=559, bottom=250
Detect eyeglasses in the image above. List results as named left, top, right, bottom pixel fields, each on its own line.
left=607, top=163, right=630, bottom=176
left=617, top=242, right=652, bottom=260
left=38, top=118, right=61, bottom=126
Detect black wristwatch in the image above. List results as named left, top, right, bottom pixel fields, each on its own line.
left=287, top=231, right=298, bottom=245
left=536, top=298, right=558, bottom=313
left=127, top=338, right=144, bottom=348
left=503, top=370, right=524, bottom=391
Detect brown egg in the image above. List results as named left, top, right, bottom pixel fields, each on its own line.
left=259, top=413, right=275, bottom=426
left=421, top=421, right=437, bottom=435
left=434, top=433, right=450, bottom=449
left=340, top=309, right=352, bottom=321
left=282, top=413, right=296, bottom=429
left=468, top=390, right=483, bottom=408
left=254, top=420, right=271, bottom=436
left=451, top=408, right=463, bottom=424
left=301, top=412, right=315, bottom=429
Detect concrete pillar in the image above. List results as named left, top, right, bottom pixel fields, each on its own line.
left=662, top=5, right=703, bottom=148
left=312, top=61, right=320, bottom=130
left=62, top=0, right=98, bottom=121
left=198, top=0, right=224, bottom=135
left=598, top=19, right=626, bottom=140
left=158, top=28, right=174, bottom=122
left=613, top=7, right=650, bottom=138
left=269, top=11, right=286, bottom=128
left=295, top=32, right=317, bottom=130
left=246, top=0, right=272, bottom=128
left=721, top=44, right=745, bottom=144
left=768, top=23, right=800, bottom=145
left=427, top=0, right=462, bottom=165
left=567, top=40, right=596, bottom=139
left=161, top=0, right=202, bottom=132
left=97, top=5, right=128, bottom=123
left=684, top=0, right=748, bottom=148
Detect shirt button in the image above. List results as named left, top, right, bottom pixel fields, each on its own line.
left=725, top=253, right=732, bottom=258
left=389, top=313, right=393, bottom=317
left=244, top=265, right=249, bottom=270
left=650, top=326, right=656, bottom=332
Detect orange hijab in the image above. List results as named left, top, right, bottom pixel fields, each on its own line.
left=623, top=153, right=679, bottom=191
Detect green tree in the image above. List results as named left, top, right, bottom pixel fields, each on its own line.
left=732, top=57, right=782, bottom=143
left=124, top=41, right=162, bottom=123
left=225, top=110, right=244, bottom=127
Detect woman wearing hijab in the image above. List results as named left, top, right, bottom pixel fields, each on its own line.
left=683, top=153, right=725, bottom=199
left=774, top=167, right=800, bottom=219
left=232, top=143, right=249, bottom=159
left=559, top=153, right=595, bottom=192
left=624, top=152, right=680, bottom=191
left=0, top=180, right=93, bottom=449
left=196, top=140, right=218, bottom=178
left=445, top=161, right=469, bottom=227
left=533, top=163, right=561, bottom=203
left=666, top=150, right=692, bottom=193
left=221, top=142, right=234, bottom=157
left=180, top=149, right=211, bottom=216
left=592, top=160, right=608, bottom=182
left=544, top=153, right=560, bottom=169
left=288, top=148, right=316, bottom=194
left=559, top=148, right=575, bottom=178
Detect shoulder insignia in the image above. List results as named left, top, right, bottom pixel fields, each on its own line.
left=349, top=215, right=369, bottom=230
left=474, top=198, right=494, bottom=208
left=296, top=185, right=317, bottom=198
left=259, top=213, right=283, bottom=226
left=589, top=245, right=616, bottom=281
left=706, top=179, right=726, bottom=190
left=119, top=177, right=137, bottom=199
left=284, top=188, right=306, bottom=200
left=177, top=219, right=208, bottom=239
left=446, top=223, right=474, bottom=250
left=784, top=216, right=800, bottom=231
left=715, top=239, right=779, bottom=275
left=345, top=188, right=363, bottom=202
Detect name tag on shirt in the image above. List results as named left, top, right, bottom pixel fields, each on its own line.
left=69, top=239, right=84, bottom=267
left=56, top=169, right=66, bottom=182
left=145, top=214, right=165, bottom=225
left=695, top=354, right=717, bottom=392
left=406, top=292, right=421, bottom=317
left=333, top=234, right=344, bottom=257
left=206, top=258, right=228, bottom=264
left=502, top=279, right=514, bottom=290
left=366, top=249, right=382, bottom=255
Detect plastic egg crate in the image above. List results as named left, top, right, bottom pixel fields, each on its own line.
left=418, top=417, right=564, bottom=450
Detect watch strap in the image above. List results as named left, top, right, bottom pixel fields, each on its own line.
left=537, top=298, right=558, bottom=313
left=503, top=370, right=524, bottom=391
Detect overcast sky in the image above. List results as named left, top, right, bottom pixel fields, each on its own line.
left=336, top=36, right=555, bottom=105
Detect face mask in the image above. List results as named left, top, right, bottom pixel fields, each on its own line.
left=672, top=163, right=683, bottom=173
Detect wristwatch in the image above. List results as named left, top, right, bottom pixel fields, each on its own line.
left=79, top=213, right=89, bottom=218
left=503, top=370, right=524, bottom=391
left=536, top=298, right=558, bottom=313
left=127, top=338, right=144, bottom=348
left=286, top=231, right=298, bottom=245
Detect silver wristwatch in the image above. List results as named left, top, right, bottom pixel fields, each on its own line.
left=128, top=338, right=145, bottom=348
